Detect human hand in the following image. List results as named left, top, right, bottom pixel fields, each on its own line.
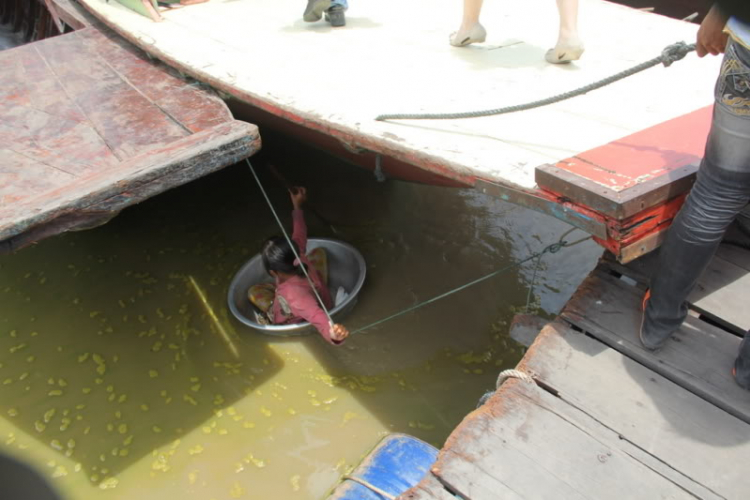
left=330, top=323, right=349, bottom=342
left=289, top=187, right=307, bottom=210
left=697, top=5, right=729, bottom=57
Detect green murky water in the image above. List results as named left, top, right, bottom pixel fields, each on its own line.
left=0, top=138, right=600, bottom=499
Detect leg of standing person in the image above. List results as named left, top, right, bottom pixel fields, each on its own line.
left=641, top=39, right=750, bottom=390
left=546, top=0, right=584, bottom=63
left=449, top=0, right=487, bottom=47
left=303, top=0, right=332, bottom=22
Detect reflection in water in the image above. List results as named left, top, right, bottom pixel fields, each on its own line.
left=0, top=137, right=600, bottom=499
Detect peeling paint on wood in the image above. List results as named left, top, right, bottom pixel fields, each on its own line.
left=0, top=26, right=259, bottom=252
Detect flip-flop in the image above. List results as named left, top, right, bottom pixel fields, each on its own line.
left=545, top=43, right=585, bottom=64
left=449, top=24, right=487, bottom=47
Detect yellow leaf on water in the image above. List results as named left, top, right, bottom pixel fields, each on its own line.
left=43, top=409, right=56, bottom=423
left=118, top=424, right=128, bottom=434
left=229, top=481, right=245, bottom=498
left=149, top=370, right=159, bottom=378
left=48, top=390, right=63, bottom=397
left=99, top=477, right=119, bottom=490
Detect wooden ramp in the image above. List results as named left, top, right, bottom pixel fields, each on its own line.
left=403, top=247, right=750, bottom=499
left=0, top=25, right=260, bottom=252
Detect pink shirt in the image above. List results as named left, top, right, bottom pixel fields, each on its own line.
left=272, top=210, right=340, bottom=345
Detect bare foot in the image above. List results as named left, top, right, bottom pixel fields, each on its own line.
left=449, top=23, right=487, bottom=47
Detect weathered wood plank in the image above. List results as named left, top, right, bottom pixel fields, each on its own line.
left=520, top=321, right=750, bottom=500
left=561, top=268, right=750, bottom=424
left=398, top=474, right=457, bottom=500
left=34, top=29, right=190, bottom=160
left=74, top=27, right=233, bottom=134
left=0, top=25, right=260, bottom=251
left=716, top=243, right=750, bottom=272
left=603, top=246, right=750, bottom=333
left=689, top=255, right=750, bottom=333
left=0, top=120, right=259, bottom=251
left=433, top=379, right=697, bottom=500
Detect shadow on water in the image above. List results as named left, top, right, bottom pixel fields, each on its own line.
left=0, top=130, right=599, bottom=497
left=0, top=175, right=286, bottom=484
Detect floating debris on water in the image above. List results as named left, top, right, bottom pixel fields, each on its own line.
left=188, top=445, right=204, bottom=455
left=230, top=481, right=245, bottom=498
left=99, top=477, right=119, bottom=490
left=291, top=475, right=301, bottom=492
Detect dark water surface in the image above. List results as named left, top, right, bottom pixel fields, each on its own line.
left=0, top=134, right=601, bottom=499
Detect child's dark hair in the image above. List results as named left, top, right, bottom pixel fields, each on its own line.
left=261, top=237, right=304, bottom=275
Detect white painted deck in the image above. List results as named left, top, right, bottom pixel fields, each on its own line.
left=79, top=0, right=720, bottom=190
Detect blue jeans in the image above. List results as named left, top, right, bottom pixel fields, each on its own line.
left=642, top=38, right=750, bottom=389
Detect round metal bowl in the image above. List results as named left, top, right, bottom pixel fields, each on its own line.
left=227, top=238, right=366, bottom=336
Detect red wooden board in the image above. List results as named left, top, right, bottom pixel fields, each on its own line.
left=550, top=106, right=710, bottom=193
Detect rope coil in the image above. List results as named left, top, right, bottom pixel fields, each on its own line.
left=376, top=41, right=696, bottom=122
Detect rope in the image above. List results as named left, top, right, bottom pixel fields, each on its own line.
left=495, top=369, right=534, bottom=388
left=345, top=476, right=396, bottom=500
left=246, top=159, right=334, bottom=328
left=376, top=41, right=695, bottom=121
left=477, top=369, right=535, bottom=407
left=350, top=228, right=591, bottom=335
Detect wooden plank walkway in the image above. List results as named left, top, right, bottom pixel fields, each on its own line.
left=402, top=247, right=750, bottom=500
left=0, top=24, right=260, bottom=253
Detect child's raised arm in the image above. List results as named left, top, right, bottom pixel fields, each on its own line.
left=289, top=187, right=308, bottom=254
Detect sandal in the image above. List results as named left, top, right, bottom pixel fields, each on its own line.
left=449, top=23, right=487, bottom=47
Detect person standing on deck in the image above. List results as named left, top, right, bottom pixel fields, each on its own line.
left=640, top=0, right=750, bottom=391
left=303, top=0, right=347, bottom=27
left=449, top=0, right=584, bottom=64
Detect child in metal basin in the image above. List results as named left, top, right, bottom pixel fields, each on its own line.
left=249, top=187, right=349, bottom=345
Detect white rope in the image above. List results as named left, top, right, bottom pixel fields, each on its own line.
left=345, top=476, right=396, bottom=500
left=246, top=159, right=334, bottom=328
left=495, top=369, right=535, bottom=389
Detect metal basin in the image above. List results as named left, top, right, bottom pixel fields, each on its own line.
left=227, top=238, right=366, bottom=336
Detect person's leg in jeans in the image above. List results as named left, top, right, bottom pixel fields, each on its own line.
left=303, top=0, right=332, bottom=22
left=641, top=39, right=750, bottom=389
